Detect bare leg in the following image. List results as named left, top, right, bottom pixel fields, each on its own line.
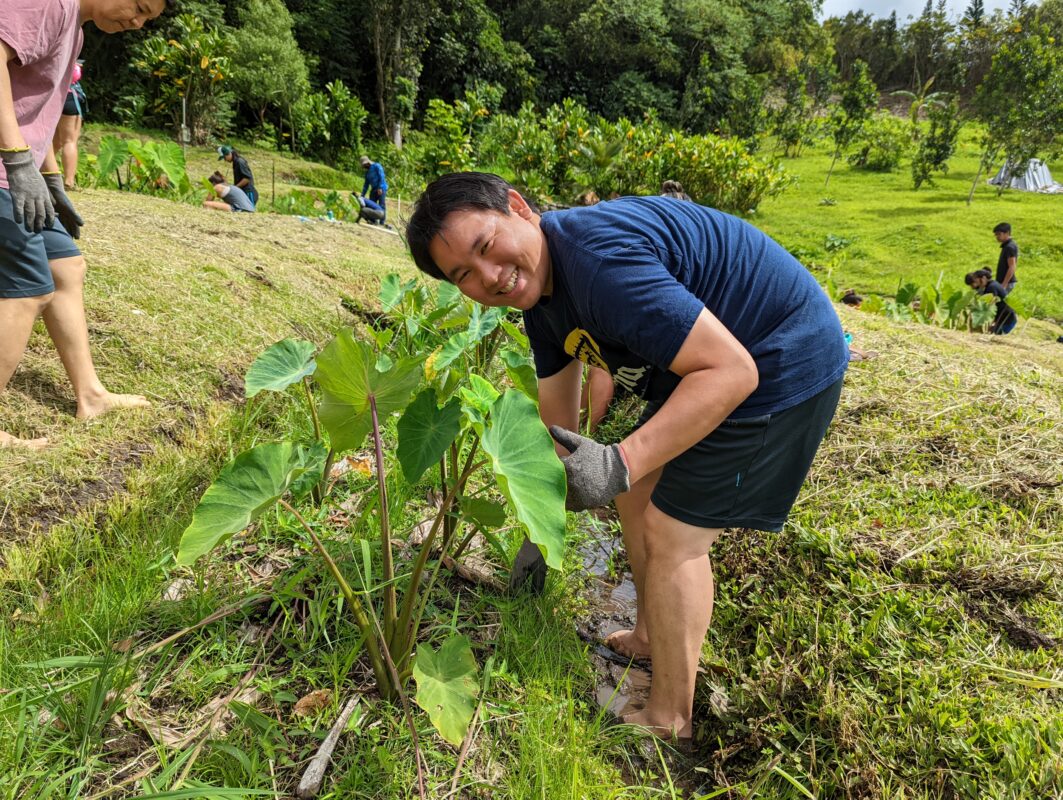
left=607, top=467, right=663, bottom=660
left=622, top=502, right=721, bottom=738
left=39, top=255, right=150, bottom=419
left=0, top=293, right=54, bottom=448
left=53, top=114, right=82, bottom=190
left=580, top=367, right=615, bottom=431
left=202, top=200, right=232, bottom=212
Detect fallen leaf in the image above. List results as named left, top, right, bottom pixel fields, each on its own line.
left=293, top=688, right=332, bottom=717
left=113, top=638, right=134, bottom=654
left=162, top=578, right=193, bottom=602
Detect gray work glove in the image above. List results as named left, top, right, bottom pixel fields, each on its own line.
left=1, top=149, right=54, bottom=233
left=549, top=426, right=630, bottom=511
left=42, top=173, right=83, bottom=239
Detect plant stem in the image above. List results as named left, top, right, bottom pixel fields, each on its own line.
left=316, top=448, right=336, bottom=505
left=278, top=499, right=390, bottom=690
left=303, top=376, right=321, bottom=442
left=825, top=148, right=840, bottom=188
left=369, top=395, right=397, bottom=645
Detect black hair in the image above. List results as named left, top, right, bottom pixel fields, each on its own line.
left=406, top=172, right=517, bottom=281
left=841, top=289, right=863, bottom=306
left=965, top=268, right=992, bottom=285
left=208, top=171, right=225, bottom=185
left=993, top=222, right=1011, bottom=234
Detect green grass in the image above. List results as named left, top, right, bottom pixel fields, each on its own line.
left=1, top=128, right=1061, bottom=798
left=755, top=127, right=1063, bottom=326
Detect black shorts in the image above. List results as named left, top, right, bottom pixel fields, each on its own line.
left=62, top=90, right=83, bottom=117
left=1, top=188, right=81, bottom=298
left=644, top=377, right=843, bottom=531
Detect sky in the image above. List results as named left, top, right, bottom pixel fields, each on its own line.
left=820, top=0, right=1009, bottom=21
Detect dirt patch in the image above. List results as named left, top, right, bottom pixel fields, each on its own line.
left=214, top=365, right=246, bottom=403
left=0, top=441, right=153, bottom=542
left=839, top=398, right=889, bottom=423
left=965, top=601, right=1058, bottom=650
left=242, top=265, right=276, bottom=289
left=983, top=474, right=1062, bottom=508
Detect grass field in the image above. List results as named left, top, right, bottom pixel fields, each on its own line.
left=755, top=128, right=1063, bottom=328
left=0, top=131, right=1060, bottom=798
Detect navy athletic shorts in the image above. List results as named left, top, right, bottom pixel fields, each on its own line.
left=642, top=376, right=843, bottom=531
left=0, top=188, right=81, bottom=298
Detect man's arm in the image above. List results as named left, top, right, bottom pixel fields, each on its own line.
left=537, top=359, right=582, bottom=455
left=0, top=41, right=28, bottom=150
left=618, top=307, right=758, bottom=484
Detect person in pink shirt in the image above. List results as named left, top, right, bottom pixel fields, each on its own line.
left=0, top=0, right=166, bottom=448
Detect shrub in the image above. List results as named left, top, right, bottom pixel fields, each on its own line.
left=290, top=80, right=367, bottom=169
left=847, top=112, right=911, bottom=172
left=911, top=97, right=963, bottom=189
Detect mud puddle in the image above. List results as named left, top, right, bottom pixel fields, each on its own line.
left=575, top=523, right=653, bottom=720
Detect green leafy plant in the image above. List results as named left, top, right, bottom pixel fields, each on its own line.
left=175, top=278, right=567, bottom=744
left=847, top=112, right=912, bottom=172
left=912, top=96, right=963, bottom=188
left=825, top=59, right=879, bottom=187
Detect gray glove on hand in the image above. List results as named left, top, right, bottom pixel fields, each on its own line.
left=2, top=149, right=54, bottom=233
left=42, top=173, right=83, bottom=239
left=549, top=426, right=630, bottom=511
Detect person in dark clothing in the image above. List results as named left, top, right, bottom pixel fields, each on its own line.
left=406, top=171, right=848, bottom=740
left=53, top=59, right=86, bottom=190
left=218, top=145, right=257, bottom=207
left=966, top=268, right=1017, bottom=335
left=993, top=222, right=1017, bottom=296
left=359, top=155, right=388, bottom=223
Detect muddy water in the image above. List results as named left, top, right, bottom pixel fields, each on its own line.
left=576, top=524, right=653, bottom=719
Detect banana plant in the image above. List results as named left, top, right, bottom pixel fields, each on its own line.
left=175, top=276, right=566, bottom=743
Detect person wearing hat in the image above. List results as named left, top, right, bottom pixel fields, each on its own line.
left=217, top=145, right=257, bottom=207
left=359, top=155, right=388, bottom=224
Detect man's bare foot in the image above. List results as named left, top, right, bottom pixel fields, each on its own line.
left=621, top=707, right=692, bottom=740
left=604, top=629, right=652, bottom=662
left=76, top=391, right=152, bottom=420
left=0, top=430, right=49, bottom=450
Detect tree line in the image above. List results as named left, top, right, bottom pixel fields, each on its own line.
left=79, top=0, right=1062, bottom=177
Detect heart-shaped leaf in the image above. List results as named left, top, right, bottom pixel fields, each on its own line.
left=315, top=329, right=422, bottom=453
left=460, top=375, right=500, bottom=431
left=244, top=339, right=317, bottom=398
left=460, top=496, right=507, bottom=529
left=480, top=391, right=566, bottom=569
left=177, top=442, right=316, bottom=565
left=397, top=389, right=462, bottom=484
left=413, top=636, right=479, bottom=747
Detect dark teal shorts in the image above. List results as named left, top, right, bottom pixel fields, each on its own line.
left=0, top=188, right=81, bottom=298
left=644, top=377, right=843, bottom=531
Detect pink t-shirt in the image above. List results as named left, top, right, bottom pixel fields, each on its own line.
left=0, top=0, right=83, bottom=189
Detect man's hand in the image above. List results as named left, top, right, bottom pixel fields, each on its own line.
left=549, top=426, right=630, bottom=511
left=1, top=149, right=54, bottom=233
left=42, top=173, right=83, bottom=239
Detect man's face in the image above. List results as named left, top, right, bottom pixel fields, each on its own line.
left=973, top=275, right=988, bottom=290
left=427, top=191, right=552, bottom=311
left=87, top=0, right=166, bottom=33
left=994, top=230, right=1009, bottom=243
left=224, top=153, right=233, bottom=163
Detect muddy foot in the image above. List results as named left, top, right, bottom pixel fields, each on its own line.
left=76, top=392, right=152, bottom=420
left=604, top=629, right=652, bottom=662
left=0, top=430, right=49, bottom=450
left=621, top=708, right=692, bottom=740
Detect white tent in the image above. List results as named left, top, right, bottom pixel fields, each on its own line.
left=988, top=159, right=1063, bottom=193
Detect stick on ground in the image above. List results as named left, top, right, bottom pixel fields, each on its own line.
left=296, top=696, right=362, bottom=799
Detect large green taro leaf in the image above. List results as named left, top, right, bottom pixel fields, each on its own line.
left=397, top=389, right=462, bottom=484
left=413, top=636, right=479, bottom=747
left=480, top=391, right=566, bottom=569
left=177, top=442, right=315, bottom=565
left=315, top=329, right=422, bottom=453
left=380, top=273, right=417, bottom=312
left=244, top=339, right=317, bottom=399
left=95, top=136, right=129, bottom=184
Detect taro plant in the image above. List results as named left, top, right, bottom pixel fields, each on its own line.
left=176, top=275, right=566, bottom=745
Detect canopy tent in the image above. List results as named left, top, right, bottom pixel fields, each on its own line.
left=988, top=159, right=1063, bottom=193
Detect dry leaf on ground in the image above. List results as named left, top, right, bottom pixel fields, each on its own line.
left=293, top=688, right=332, bottom=717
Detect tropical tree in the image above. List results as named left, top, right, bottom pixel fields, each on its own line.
left=227, top=0, right=309, bottom=130
left=825, top=59, right=878, bottom=187
left=364, top=0, right=433, bottom=148
left=890, top=74, right=948, bottom=137
left=968, top=24, right=1063, bottom=203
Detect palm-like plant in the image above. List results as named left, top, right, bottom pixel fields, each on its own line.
left=891, top=75, right=949, bottom=139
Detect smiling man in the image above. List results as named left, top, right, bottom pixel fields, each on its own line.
left=0, top=0, right=165, bottom=448
left=407, top=172, right=849, bottom=739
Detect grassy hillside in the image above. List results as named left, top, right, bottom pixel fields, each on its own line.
left=0, top=140, right=1060, bottom=798
left=756, top=127, right=1063, bottom=328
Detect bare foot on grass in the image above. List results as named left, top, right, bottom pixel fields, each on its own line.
left=76, top=391, right=152, bottom=420
left=604, top=629, right=652, bottom=662
left=0, top=430, right=49, bottom=450
left=621, top=707, right=692, bottom=740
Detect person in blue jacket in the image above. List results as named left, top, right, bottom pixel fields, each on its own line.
left=359, top=155, right=388, bottom=223
left=405, top=172, right=849, bottom=740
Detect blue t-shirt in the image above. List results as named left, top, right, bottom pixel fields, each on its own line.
left=524, top=197, right=848, bottom=418
left=362, top=162, right=388, bottom=195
